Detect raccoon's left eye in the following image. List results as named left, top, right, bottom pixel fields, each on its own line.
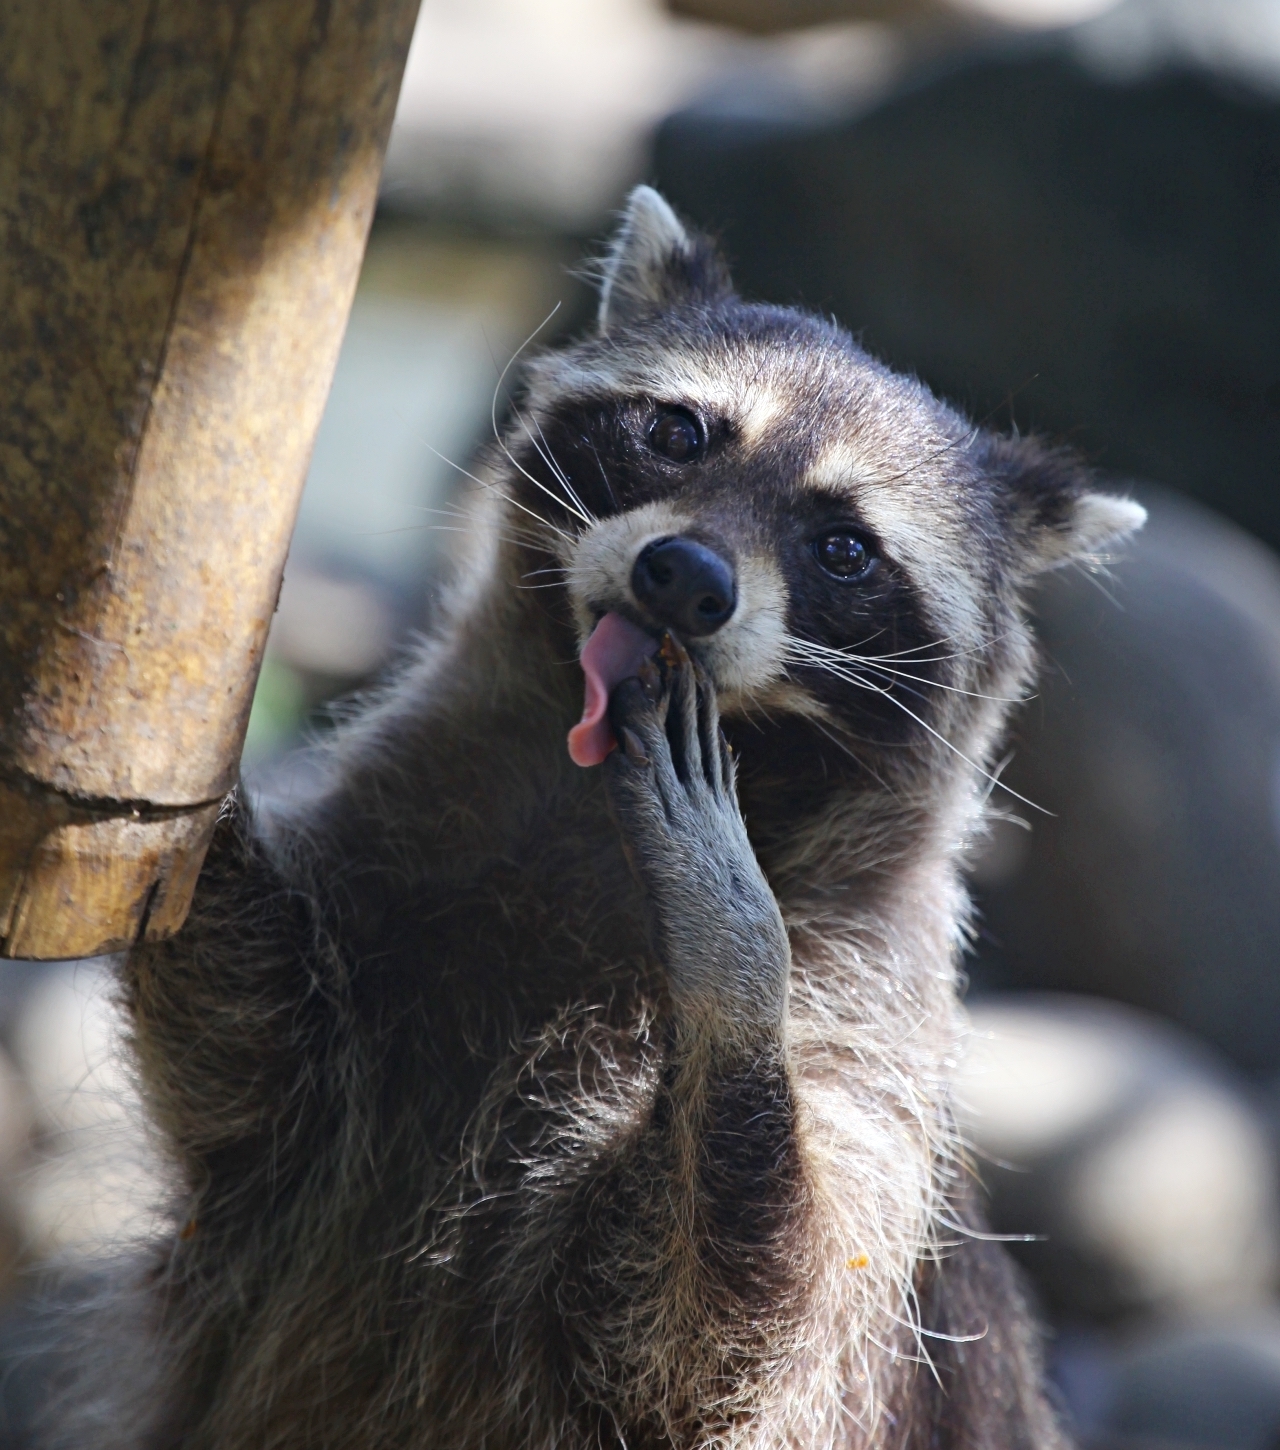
left=814, top=530, right=875, bottom=581
left=649, top=409, right=702, bottom=463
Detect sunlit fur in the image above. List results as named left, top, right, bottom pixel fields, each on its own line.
left=51, top=188, right=1142, bottom=1450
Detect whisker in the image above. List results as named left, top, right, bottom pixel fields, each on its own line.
left=790, top=631, right=1016, bottom=677
left=794, top=652, right=934, bottom=707
left=842, top=624, right=1025, bottom=667
left=463, top=527, right=545, bottom=552
left=413, top=504, right=543, bottom=548
left=856, top=378, right=1039, bottom=491
left=864, top=677, right=1048, bottom=813
left=487, top=304, right=603, bottom=534
left=505, top=409, right=594, bottom=528
left=806, top=714, right=900, bottom=799
left=510, top=403, right=595, bottom=528
left=977, top=752, right=1024, bottom=813
left=783, top=639, right=1024, bottom=704
left=781, top=644, right=1050, bottom=813
left=354, top=521, right=499, bottom=545
left=882, top=1305, right=989, bottom=1346
left=531, top=410, right=597, bottom=525
left=860, top=427, right=979, bottom=491
left=854, top=662, right=1022, bottom=704
left=423, top=441, right=573, bottom=546
left=864, top=1330, right=939, bottom=1375
left=370, top=522, right=537, bottom=554
left=844, top=625, right=888, bottom=653
left=835, top=631, right=1001, bottom=665
left=588, top=438, right=619, bottom=512
left=1071, top=556, right=1124, bottom=609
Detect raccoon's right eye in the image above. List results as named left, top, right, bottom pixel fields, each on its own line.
left=648, top=409, right=702, bottom=464
left=814, top=530, right=875, bottom=581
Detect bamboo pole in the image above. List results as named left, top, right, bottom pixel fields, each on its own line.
left=0, top=0, right=421, bottom=958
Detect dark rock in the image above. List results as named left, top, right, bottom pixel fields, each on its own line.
left=654, top=49, right=1280, bottom=552
left=1109, top=1314, right=1280, bottom=1450
left=971, top=487, right=1280, bottom=1076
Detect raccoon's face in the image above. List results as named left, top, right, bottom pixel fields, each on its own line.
left=506, top=189, right=1143, bottom=787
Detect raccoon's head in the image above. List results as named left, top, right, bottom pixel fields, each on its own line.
left=502, top=188, right=1143, bottom=835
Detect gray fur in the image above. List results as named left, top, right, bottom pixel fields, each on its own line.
left=43, top=188, right=1143, bottom=1449
left=606, top=644, right=790, bottom=1032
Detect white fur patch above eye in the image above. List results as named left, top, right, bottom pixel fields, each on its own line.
left=735, top=389, right=786, bottom=448
left=802, top=439, right=883, bottom=495
left=527, top=348, right=790, bottom=455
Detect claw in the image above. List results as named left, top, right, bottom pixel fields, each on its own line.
left=620, top=727, right=651, bottom=766
left=637, top=656, right=662, bottom=702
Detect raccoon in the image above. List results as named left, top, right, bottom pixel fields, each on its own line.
left=66, top=187, right=1143, bottom=1449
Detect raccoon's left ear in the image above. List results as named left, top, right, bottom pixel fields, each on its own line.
left=992, top=436, right=1146, bottom=574
left=597, top=186, right=733, bottom=333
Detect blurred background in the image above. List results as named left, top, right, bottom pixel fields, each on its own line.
left=2, top=0, right=1279, bottom=1442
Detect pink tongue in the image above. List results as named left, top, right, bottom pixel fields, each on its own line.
left=568, top=613, right=659, bottom=767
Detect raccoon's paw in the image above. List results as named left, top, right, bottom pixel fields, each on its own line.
left=604, top=635, right=789, bottom=1030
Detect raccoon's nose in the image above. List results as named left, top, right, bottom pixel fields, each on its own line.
left=632, top=536, right=737, bottom=638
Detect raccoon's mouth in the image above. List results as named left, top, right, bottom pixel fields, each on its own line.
left=567, top=612, right=659, bottom=768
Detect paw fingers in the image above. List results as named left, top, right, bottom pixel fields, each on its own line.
left=657, top=635, right=698, bottom=786
left=608, top=678, right=664, bottom=759
left=692, top=662, right=724, bottom=794
left=719, top=730, right=735, bottom=794
left=603, top=638, right=739, bottom=841
left=606, top=677, right=679, bottom=820
left=619, top=726, right=649, bottom=767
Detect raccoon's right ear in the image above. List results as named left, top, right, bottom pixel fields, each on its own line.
left=596, top=186, right=733, bottom=334
left=991, top=435, right=1146, bottom=575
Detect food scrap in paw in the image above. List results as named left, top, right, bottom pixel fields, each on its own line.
left=659, top=631, right=689, bottom=668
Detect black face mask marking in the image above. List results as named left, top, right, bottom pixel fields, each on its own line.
left=511, top=386, right=939, bottom=803
left=506, top=395, right=739, bottom=532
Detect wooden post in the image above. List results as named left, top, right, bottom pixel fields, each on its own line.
left=0, top=0, right=421, bottom=959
